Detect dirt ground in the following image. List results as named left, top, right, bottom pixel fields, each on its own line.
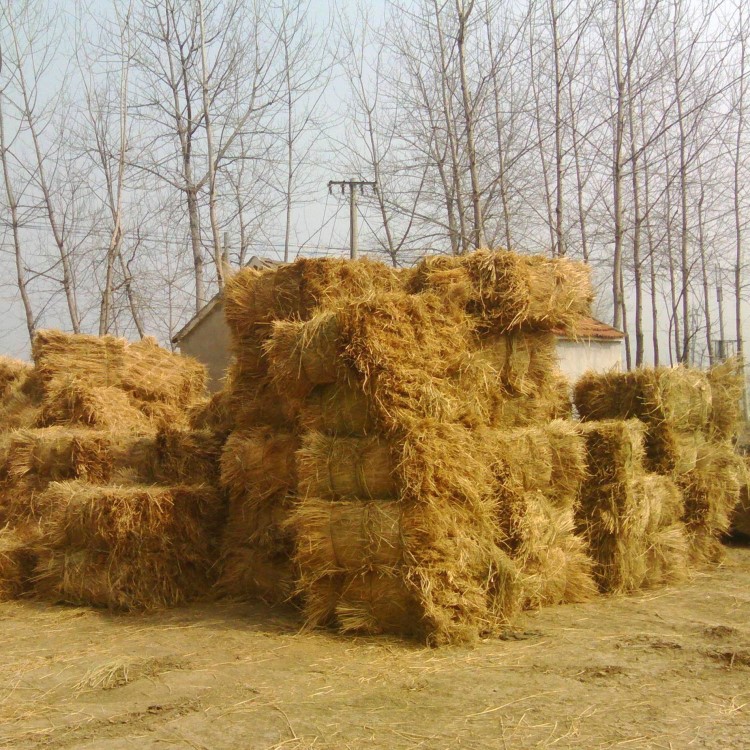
left=1, top=547, right=749, bottom=750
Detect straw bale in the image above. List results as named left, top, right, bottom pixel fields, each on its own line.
left=41, top=481, right=225, bottom=553
left=299, top=382, right=377, bottom=436
left=231, top=333, right=271, bottom=380
left=297, top=432, right=397, bottom=500
left=574, top=366, right=711, bottom=431
left=34, top=547, right=215, bottom=610
left=0, top=524, right=42, bottom=600
left=120, top=337, right=207, bottom=406
left=541, top=372, right=573, bottom=420
left=224, top=257, right=401, bottom=337
left=337, top=292, right=474, bottom=429
left=335, top=572, right=424, bottom=637
left=409, top=250, right=592, bottom=332
left=215, top=545, right=296, bottom=606
left=220, top=428, right=298, bottom=503
left=32, top=330, right=126, bottom=390
left=6, top=428, right=115, bottom=485
left=36, top=379, right=151, bottom=431
left=216, top=492, right=296, bottom=605
left=633, top=474, right=685, bottom=535
left=265, top=313, right=346, bottom=398
left=544, top=420, right=588, bottom=506
left=645, top=424, right=704, bottom=476
left=644, top=523, right=689, bottom=587
left=230, top=375, right=299, bottom=430
left=678, top=441, right=742, bottom=562
left=501, top=495, right=597, bottom=608
left=576, top=420, right=649, bottom=592
left=291, top=499, right=404, bottom=575
left=481, top=426, right=554, bottom=497
left=706, top=358, right=743, bottom=440
left=188, top=390, right=234, bottom=435
left=0, top=356, right=33, bottom=397
left=0, top=377, right=42, bottom=431
left=153, top=428, right=222, bottom=485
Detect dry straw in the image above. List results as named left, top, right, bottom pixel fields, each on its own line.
left=408, top=249, right=592, bottom=332
left=576, top=419, right=650, bottom=593
left=0, top=525, right=42, bottom=600
left=296, top=432, right=397, bottom=500
left=678, top=441, right=743, bottom=563
left=220, top=428, right=298, bottom=503
left=706, top=357, right=744, bottom=440
left=299, top=381, right=377, bottom=436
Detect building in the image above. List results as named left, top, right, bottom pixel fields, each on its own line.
left=554, top=317, right=624, bottom=385
left=171, top=256, right=279, bottom=391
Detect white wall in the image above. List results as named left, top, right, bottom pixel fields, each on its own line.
left=555, top=338, right=623, bottom=386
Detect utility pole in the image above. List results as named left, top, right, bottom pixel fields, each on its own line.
left=328, top=179, right=376, bottom=259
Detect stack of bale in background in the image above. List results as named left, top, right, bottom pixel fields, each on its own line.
left=574, top=360, right=745, bottom=586
left=0, top=332, right=225, bottom=609
left=217, top=250, right=597, bottom=644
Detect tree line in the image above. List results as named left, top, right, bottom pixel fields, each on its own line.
left=0, top=0, right=747, bottom=370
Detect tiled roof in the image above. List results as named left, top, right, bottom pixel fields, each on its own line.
left=555, top=317, right=625, bottom=340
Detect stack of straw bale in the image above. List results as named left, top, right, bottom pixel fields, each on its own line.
left=574, top=358, right=746, bottom=569
left=217, top=250, right=596, bottom=644
left=0, top=331, right=225, bottom=608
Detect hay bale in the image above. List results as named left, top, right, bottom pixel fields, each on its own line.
left=216, top=497, right=296, bottom=606
left=34, top=547, right=215, bottom=610
left=265, top=313, right=347, bottom=398
left=408, top=250, right=592, bottom=332
left=574, top=366, right=711, bottom=432
left=36, top=379, right=150, bottom=431
left=41, top=481, right=225, bottom=554
left=645, top=425, right=703, bottom=476
left=707, top=358, right=744, bottom=440
left=576, top=420, right=650, bottom=592
left=0, top=375, right=42, bottom=431
left=0, top=524, right=42, bottom=600
left=678, top=441, right=743, bottom=563
left=228, top=371, right=299, bottom=430
left=121, top=337, right=206, bottom=406
left=544, top=420, right=588, bottom=506
left=291, top=499, right=404, bottom=575
left=644, top=524, right=689, bottom=587
left=215, top=545, right=296, bottom=606
left=299, top=382, right=377, bottom=436
left=224, top=257, right=402, bottom=337
left=499, top=494, right=596, bottom=608
left=188, top=390, right=234, bottom=435
left=334, top=572, right=424, bottom=637
left=220, top=428, right=298, bottom=503
left=0, top=356, right=33, bottom=397
left=154, top=428, right=222, bottom=485
left=296, top=432, right=397, bottom=500
left=734, top=457, right=750, bottom=537
left=32, top=330, right=126, bottom=390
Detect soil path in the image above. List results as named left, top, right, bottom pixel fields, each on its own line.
left=2, top=546, right=749, bottom=749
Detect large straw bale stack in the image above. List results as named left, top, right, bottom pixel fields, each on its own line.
left=407, top=250, right=593, bottom=332
left=34, top=481, right=225, bottom=610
